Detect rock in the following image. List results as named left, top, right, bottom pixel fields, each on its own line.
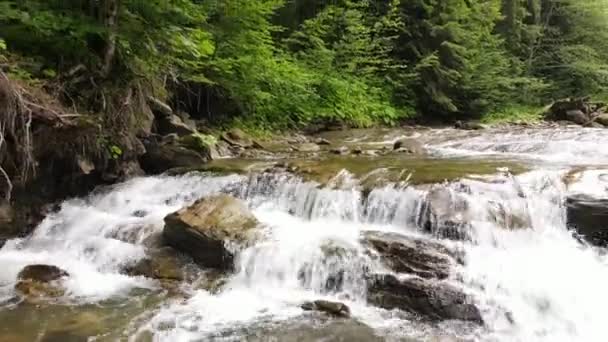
left=15, top=265, right=69, bottom=300
left=361, top=231, right=456, bottom=280
left=367, top=274, right=482, bottom=323
left=221, top=128, right=254, bottom=148
left=330, top=146, right=349, bottom=155
left=417, top=186, right=471, bottom=240
left=393, top=138, right=424, bottom=154
left=565, top=110, right=589, bottom=125
left=352, top=147, right=363, bottom=155
left=140, top=141, right=207, bottom=174
left=454, top=121, right=487, bottom=130
left=178, top=133, right=220, bottom=160
left=18, top=265, right=69, bottom=282
left=125, top=247, right=185, bottom=281
left=147, top=96, right=173, bottom=117
left=215, top=140, right=233, bottom=158
left=76, top=156, right=95, bottom=175
left=315, top=138, right=332, bottom=146
left=585, top=121, right=606, bottom=128
left=0, top=202, right=15, bottom=238
left=301, top=300, right=351, bottom=318
left=157, top=114, right=197, bottom=137
left=594, top=113, right=608, bottom=127
left=566, top=194, right=608, bottom=247
left=294, top=143, right=321, bottom=153
left=163, top=194, right=259, bottom=270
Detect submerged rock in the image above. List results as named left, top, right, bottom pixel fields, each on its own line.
left=301, top=300, right=351, bottom=318
left=566, top=194, right=608, bottom=247
left=330, top=146, right=350, bottom=155
left=393, top=138, right=424, bottom=154
left=361, top=231, right=457, bottom=280
left=163, top=194, right=259, bottom=270
left=294, top=142, right=321, bottom=153
left=367, top=274, right=482, bottom=323
left=125, top=247, right=185, bottom=281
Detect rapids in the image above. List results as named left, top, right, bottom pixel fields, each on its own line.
left=1, top=127, right=608, bottom=341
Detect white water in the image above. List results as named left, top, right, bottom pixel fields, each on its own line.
left=1, top=128, right=608, bottom=341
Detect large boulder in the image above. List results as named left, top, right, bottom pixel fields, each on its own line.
left=140, top=139, right=207, bottom=174
left=566, top=194, right=608, bottom=246
left=178, top=133, right=220, bottom=160
left=417, top=186, right=472, bottom=240
left=367, top=274, right=482, bottom=323
left=157, top=114, right=197, bottom=137
left=163, top=194, right=259, bottom=270
left=361, top=231, right=457, bottom=280
left=565, top=110, right=589, bottom=125
left=15, top=264, right=69, bottom=301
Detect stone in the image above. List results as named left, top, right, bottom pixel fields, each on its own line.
left=315, top=138, right=332, bottom=146
left=163, top=194, right=259, bottom=270
left=221, top=128, right=254, bottom=148
left=565, top=110, right=589, bottom=125
left=367, top=274, right=482, bottom=323
left=361, top=231, right=456, bottom=280
left=330, top=146, right=349, bottom=155
left=352, top=147, right=363, bottom=155
left=594, top=113, right=608, bottom=127
left=417, top=186, right=472, bottom=240
left=301, top=300, right=351, bottom=318
left=147, top=96, right=173, bottom=117
left=566, top=194, right=608, bottom=247
left=178, top=134, right=220, bottom=160
left=157, top=114, right=197, bottom=137
left=294, top=143, right=321, bottom=153
left=125, top=247, right=185, bottom=281
left=393, top=138, right=424, bottom=154
left=18, top=265, right=69, bottom=282
left=15, top=265, right=69, bottom=300
left=454, top=121, right=487, bottom=130
left=215, top=140, right=234, bottom=158
left=140, top=141, right=206, bottom=174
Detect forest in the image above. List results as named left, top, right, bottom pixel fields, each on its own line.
left=1, top=0, right=607, bottom=130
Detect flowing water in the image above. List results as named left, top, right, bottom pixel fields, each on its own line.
left=1, top=127, right=608, bottom=341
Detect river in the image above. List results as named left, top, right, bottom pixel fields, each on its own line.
left=1, top=126, right=607, bottom=341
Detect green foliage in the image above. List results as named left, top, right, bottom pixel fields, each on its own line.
left=179, top=133, right=218, bottom=152
left=1, top=0, right=607, bottom=129
left=481, top=105, right=544, bottom=124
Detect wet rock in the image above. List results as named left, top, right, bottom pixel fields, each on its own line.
left=294, top=143, right=321, bottom=153
left=163, top=194, right=259, bottom=270
left=301, top=300, right=351, bottom=318
left=125, top=247, right=185, bottom=281
left=15, top=265, right=69, bottom=300
left=393, top=138, right=424, bottom=154
left=140, top=140, right=206, bottom=174
left=566, top=194, right=608, bottom=247
left=18, top=265, right=69, bottom=282
left=221, top=128, right=254, bottom=148
left=0, top=202, right=15, bottom=239
left=352, top=147, right=363, bottom=155
left=418, top=186, right=471, bottom=240
left=367, top=274, right=482, bottom=323
left=330, top=146, right=349, bottom=155
left=361, top=231, right=456, bottom=280
left=315, top=138, right=331, bottom=146
left=215, top=140, right=234, bottom=158
left=454, top=121, right=487, bottom=130
left=565, top=110, right=589, bottom=125
left=594, top=113, right=608, bottom=127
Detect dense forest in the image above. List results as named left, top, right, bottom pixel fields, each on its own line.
left=1, top=0, right=607, bottom=129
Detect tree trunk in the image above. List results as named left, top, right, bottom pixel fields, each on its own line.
left=101, top=0, right=119, bottom=78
